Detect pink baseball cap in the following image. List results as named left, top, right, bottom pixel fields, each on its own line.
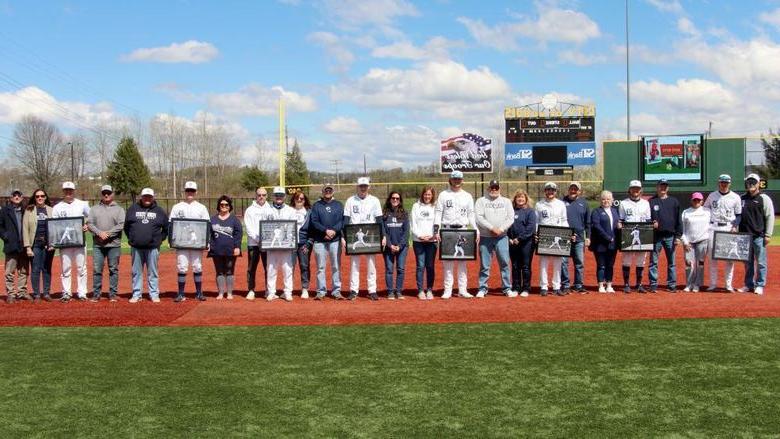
left=691, top=192, right=704, bottom=200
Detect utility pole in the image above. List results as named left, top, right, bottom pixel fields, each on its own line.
left=625, top=0, right=631, bottom=140
left=363, top=154, right=367, bottom=175
left=69, top=142, right=74, bottom=182
left=330, top=159, right=341, bottom=185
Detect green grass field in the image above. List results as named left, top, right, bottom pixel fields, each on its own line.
left=2, top=318, right=778, bottom=437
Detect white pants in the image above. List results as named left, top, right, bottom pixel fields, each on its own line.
left=61, top=247, right=87, bottom=298
left=539, top=255, right=562, bottom=290
left=267, top=250, right=293, bottom=295
left=622, top=251, right=647, bottom=267
left=442, top=260, right=468, bottom=294
left=176, top=249, right=203, bottom=274
left=708, top=227, right=735, bottom=288
left=350, top=254, right=377, bottom=293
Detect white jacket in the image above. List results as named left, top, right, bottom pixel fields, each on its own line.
left=170, top=200, right=209, bottom=220
left=343, top=194, right=382, bottom=225
left=535, top=198, right=568, bottom=227
left=410, top=201, right=435, bottom=241
left=244, top=200, right=274, bottom=246
left=681, top=206, right=711, bottom=245
left=52, top=199, right=90, bottom=218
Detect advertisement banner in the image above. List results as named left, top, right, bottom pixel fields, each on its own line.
left=504, top=142, right=597, bottom=167
left=440, top=133, right=493, bottom=173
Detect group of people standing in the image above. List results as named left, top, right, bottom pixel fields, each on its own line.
left=0, top=171, right=773, bottom=303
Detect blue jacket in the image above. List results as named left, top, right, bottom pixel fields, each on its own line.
left=0, top=203, right=24, bottom=254
left=309, top=199, right=344, bottom=242
left=649, top=195, right=682, bottom=238
left=382, top=208, right=409, bottom=249
left=589, top=206, right=620, bottom=252
left=208, top=214, right=242, bottom=257
left=507, top=207, right=537, bottom=241
left=563, top=195, right=590, bottom=240
left=124, top=201, right=169, bottom=249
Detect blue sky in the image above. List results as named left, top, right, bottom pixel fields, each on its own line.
left=1, top=0, right=780, bottom=172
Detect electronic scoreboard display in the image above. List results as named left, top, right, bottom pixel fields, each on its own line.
left=505, top=116, right=595, bottom=143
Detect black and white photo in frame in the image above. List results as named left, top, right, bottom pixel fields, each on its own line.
left=711, top=231, right=751, bottom=262
left=344, top=223, right=383, bottom=255
left=259, top=220, right=298, bottom=250
left=535, top=225, right=573, bottom=257
left=170, top=218, right=210, bottom=250
left=47, top=216, right=85, bottom=248
left=439, top=228, right=477, bottom=260
left=620, top=222, right=655, bottom=252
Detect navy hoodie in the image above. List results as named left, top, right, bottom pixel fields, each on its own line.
left=124, top=201, right=168, bottom=249
left=507, top=207, right=537, bottom=241
left=309, top=198, right=344, bottom=242
left=382, top=208, right=409, bottom=249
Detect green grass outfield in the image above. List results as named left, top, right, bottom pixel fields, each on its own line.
left=1, top=318, right=778, bottom=437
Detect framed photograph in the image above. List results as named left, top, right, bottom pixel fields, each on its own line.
left=170, top=218, right=210, bottom=250
left=711, top=231, right=751, bottom=262
left=259, top=220, right=298, bottom=250
left=640, top=134, right=704, bottom=183
left=620, top=222, right=655, bottom=252
left=536, top=225, right=573, bottom=257
left=46, top=217, right=85, bottom=248
left=344, top=223, right=383, bottom=255
left=439, top=228, right=477, bottom=261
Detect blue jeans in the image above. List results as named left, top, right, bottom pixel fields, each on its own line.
left=93, top=246, right=121, bottom=299
left=509, top=238, right=534, bottom=292
left=384, top=246, right=408, bottom=293
left=291, top=243, right=311, bottom=289
left=561, top=240, right=585, bottom=289
left=313, top=241, right=341, bottom=294
left=30, top=245, right=54, bottom=298
left=595, top=249, right=617, bottom=283
left=479, top=235, right=511, bottom=291
left=744, top=236, right=767, bottom=289
left=649, top=234, right=677, bottom=289
left=131, top=248, right=160, bottom=299
left=412, top=241, right=436, bottom=291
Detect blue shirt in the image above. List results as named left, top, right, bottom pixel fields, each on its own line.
left=507, top=207, right=537, bottom=241
left=382, top=208, right=409, bottom=248
left=209, top=214, right=243, bottom=257
left=310, top=199, right=344, bottom=242
left=563, top=195, right=590, bottom=240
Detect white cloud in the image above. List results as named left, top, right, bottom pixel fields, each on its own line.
left=759, top=8, right=780, bottom=27
left=307, top=32, right=355, bottom=72
left=371, top=36, right=464, bottom=61
left=630, top=78, right=737, bottom=112
left=323, top=116, right=362, bottom=134
left=614, top=44, right=675, bottom=64
left=558, top=50, right=608, bottom=66
left=645, top=0, right=684, bottom=15
left=120, top=40, right=219, bottom=64
left=151, top=111, right=250, bottom=141
left=205, top=85, right=316, bottom=118
left=676, top=37, right=780, bottom=86
left=0, top=86, right=119, bottom=127
left=677, top=17, right=699, bottom=36
left=320, top=0, right=419, bottom=35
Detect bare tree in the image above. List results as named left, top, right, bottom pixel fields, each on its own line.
left=9, top=115, right=67, bottom=191
left=65, top=132, right=89, bottom=182
left=253, top=137, right=274, bottom=171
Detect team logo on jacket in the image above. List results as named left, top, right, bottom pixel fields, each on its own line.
left=391, top=217, right=397, bottom=223
left=446, top=200, right=453, bottom=208
left=625, top=208, right=633, bottom=216
left=653, top=205, right=659, bottom=211
left=352, top=206, right=359, bottom=213
left=176, top=211, right=185, bottom=218
left=514, top=214, right=518, bottom=219
left=325, top=206, right=332, bottom=212
left=540, top=210, right=549, bottom=218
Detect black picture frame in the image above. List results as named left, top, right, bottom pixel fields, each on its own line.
left=535, top=225, right=573, bottom=256
left=439, top=228, right=477, bottom=261
left=711, top=231, right=752, bottom=262
left=169, top=218, right=210, bottom=250
left=344, top=223, right=383, bottom=255
left=620, top=222, right=655, bottom=252
left=46, top=216, right=85, bottom=248
left=259, top=220, right=298, bottom=250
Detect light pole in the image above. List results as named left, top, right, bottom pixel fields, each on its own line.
left=626, top=0, right=631, bottom=140
left=69, top=142, right=74, bottom=182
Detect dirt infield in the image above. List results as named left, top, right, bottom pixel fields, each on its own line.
left=1, top=248, right=778, bottom=326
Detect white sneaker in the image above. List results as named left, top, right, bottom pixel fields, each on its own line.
left=606, top=283, right=615, bottom=293
left=216, top=293, right=224, bottom=300
left=129, top=296, right=140, bottom=303
left=151, top=297, right=160, bottom=303
left=476, top=290, right=486, bottom=299
left=725, top=285, right=734, bottom=293
left=692, top=287, right=699, bottom=293
left=246, top=290, right=255, bottom=301
left=441, top=291, right=452, bottom=300
left=417, top=290, right=426, bottom=300
left=227, top=293, right=234, bottom=300
left=283, top=292, right=293, bottom=302
left=737, top=287, right=749, bottom=293
left=598, top=283, right=606, bottom=293
left=426, top=290, right=434, bottom=300
left=301, top=289, right=309, bottom=299
left=520, top=291, right=529, bottom=298
left=506, top=290, right=518, bottom=298
left=755, top=287, right=764, bottom=295
left=267, top=293, right=278, bottom=302
left=458, top=291, right=473, bottom=299
left=683, top=287, right=691, bottom=292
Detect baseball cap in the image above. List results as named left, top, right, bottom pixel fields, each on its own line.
left=569, top=181, right=582, bottom=190
left=272, top=186, right=286, bottom=196
left=322, top=182, right=334, bottom=191
left=100, top=185, right=113, bottom=193
left=718, top=174, right=732, bottom=183
left=10, top=189, right=22, bottom=196
left=629, top=180, right=642, bottom=189
left=450, top=170, right=464, bottom=179
left=691, top=192, right=704, bottom=200
left=543, top=181, right=558, bottom=190
left=657, top=178, right=669, bottom=186
left=62, top=181, right=75, bottom=190
left=745, top=173, right=761, bottom=182
left=184, top=181, right=198, bottom=191
left=140, top=188, right=155, bottom=197
left=488, top=179, right=500, bottom=188
left=357, top=177, right=370, bottom=186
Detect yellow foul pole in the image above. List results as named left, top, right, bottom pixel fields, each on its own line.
left=279, top=98, right=285, bottom=186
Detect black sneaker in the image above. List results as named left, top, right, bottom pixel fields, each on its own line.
left=196, top=295, right=206, bottom=302
left=347, top=291, right=358, bottom=301
left=636, top=285, right=647, bottom=294
left=649, top=287, right=657, bottom=294
left=314, top=292, right=327, bottom=300
left=368, top=293, right=379, bottom=301
left=562, top=288, right=571, bottom=295
left=554, top=289, right=565, bottom=296
left=667, top=286, right=677, bottom=293
left=623, top=285, right=631, bottom=294
left=42, top=295, right=52, bottom=302
left=60, top=295, right=71, bottom=303
left=173, top=295, right=186, bottom=303
left=575, top=286, right=588, bottom=294
left=332, top=291, right=345, bottom=300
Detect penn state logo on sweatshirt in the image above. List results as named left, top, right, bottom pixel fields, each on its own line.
left=136, top=211, right=157, bottom=224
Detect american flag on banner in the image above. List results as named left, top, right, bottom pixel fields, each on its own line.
left=440, top=132, right=493, bottom=173
left=440, top=133, right=493, bottom=149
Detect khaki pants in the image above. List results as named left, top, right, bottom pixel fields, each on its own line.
left=5, top=252, right=29, bottom=297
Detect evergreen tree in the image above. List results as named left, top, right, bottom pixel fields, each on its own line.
left=285, top=140, right=310, bottom=186
left=106, top=136, right=152, bottom=200
left=240, top=166, right=269, bottom=192
left=761, top=130, right=780, bottom=179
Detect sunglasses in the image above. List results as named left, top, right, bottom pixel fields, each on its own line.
left=219, top=202, right=229, bottom=206
left=102, top=192, right=112, bottom=196
left=257, top=193, right=267, bottom=197
left=35, top=194, right=46, bottom=199
left=390, top=197, right=400, bottom=200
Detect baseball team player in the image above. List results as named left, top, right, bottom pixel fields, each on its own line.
left=535, top=181, right=571, bottom=296
left=343, top=177, right=384, bottom=301
left=170, top=181, right=210, bottom=302
left=266, top=187, right=297, bottom=302
left=619, top=180, right=653, bottom=293
left=52, top=181, right=90, bottom=302
left=703, top=174, right=742, bottom=292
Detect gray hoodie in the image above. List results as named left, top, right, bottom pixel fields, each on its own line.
left=475, top=195, right=514, bottom=237
left=87, top=201, right=125, bottom=247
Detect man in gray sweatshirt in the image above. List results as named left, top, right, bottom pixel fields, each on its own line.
left=87, top=185, right=125, bottom=302
left=474, top=180, right=516, bottom=298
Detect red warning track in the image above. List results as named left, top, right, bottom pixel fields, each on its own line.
left=1, top=249, right=778, bottom=326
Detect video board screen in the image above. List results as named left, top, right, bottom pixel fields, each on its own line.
left=641, top=134, right=704, bottom=182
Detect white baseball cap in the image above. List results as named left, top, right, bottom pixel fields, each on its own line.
left=62, top=181, right=75, bottom=190
left=357, top=177, right=370, bottom=186
left=140, top=188, right=155, bottom=196
left=272, top=186, right=286, bottom=196
left=745, top=173, right=761, bottom=182
left=544, top=181, right=558, bottom=190
left=569, top=181, right=582, bottom=190
left=184, top=181, right=198, bottom=191
left=629, top=180, right=642, bottom=189
left=450, top=170, right=464, bottom=179
left=100, top=185, right=113, bottom=193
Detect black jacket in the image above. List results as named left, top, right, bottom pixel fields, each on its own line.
left=124, top=201, right=168, bottom=249
left=0, top=203, right=25, bottom=254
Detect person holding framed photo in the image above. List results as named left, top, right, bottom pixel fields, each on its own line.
left=738, top=173, right=774, bottom=295
left=289, top=190, right=312, bottom=299
left=704, top=174, right=742, bottom=292
left=382, top=191, right=409, bottom=300
left=589, top=191, right=620, bottom=293
left=266, top=187, right=297, bottom=302
left=125, top=188, right=168, bottom=303
left=244, top=187, right=274, bottom=301
left=170, top=181, right=210, bottom=302
left=535, top=182, right=571, bottom=296
left=343, top=177, right=384, bottom=301
left=310, top=183, right=344, bottom=300
left=87, top=185, right=125, bottom=302
left=52, top=181, right=90, bottom=302
left=508, top=189, right=536, bottom=298
left=681, top=192, right=711, bottom=292
left=209, top=195, right=242, bottom=300
left=475, top=180, right=515, bottom=298
left=411, top=186, right=437, bottom=300
left=619, top=180, right=653, bottom=293
left=1, top=188, right=30, bottom=303
left=434, top=170, right=478, bottom=299
left=648, top=179, right=682, bottom=293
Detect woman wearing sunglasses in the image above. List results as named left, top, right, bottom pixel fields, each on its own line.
left=382, top=191, right=409, bottom=299
left=289, top=191, right=312, bottom=299
left=23, top=189, right=54, bottom=302
left=208, top=195, right=242, bottom=300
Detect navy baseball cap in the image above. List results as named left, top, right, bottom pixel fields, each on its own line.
left=657, top=178, right=669, bottom=185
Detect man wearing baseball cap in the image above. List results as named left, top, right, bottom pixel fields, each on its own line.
left=474, top=180, right=515, bottom=297
left=264, top=186, right=297, bottom=302
left=1, top=189, right=30, bottom=303
left=243, top=186, right=274, bottom=301
left=535, top=181, right=570, bottom=296
left=170, top=181, right=210, bottom=302
left=738, top=173, right=774, bottom=295
left=343, top=177, right=383, bottom=300
left=619, top=180, right=652, bottom=293
left=434, top=170, right=478, bottom=299
left=703, top=174, right=742, bottom=291
left=87, top=185, right=125, bottom=302
left=309, top=182, right=344, bottom=300
left=52, top=181, right=90, bottom=302
left=648, top=178, right=682, bottom=293
left=125, top=188, right=168, bottom=302
left=561, top=181, right=590, bottom=294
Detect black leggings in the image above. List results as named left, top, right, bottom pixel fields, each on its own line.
left=509, top=238, right=534, bottom=292
left=213, top=255, right=237, bottom=276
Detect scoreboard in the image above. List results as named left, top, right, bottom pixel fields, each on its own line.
left=505, top=116, right=595, bottom=143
